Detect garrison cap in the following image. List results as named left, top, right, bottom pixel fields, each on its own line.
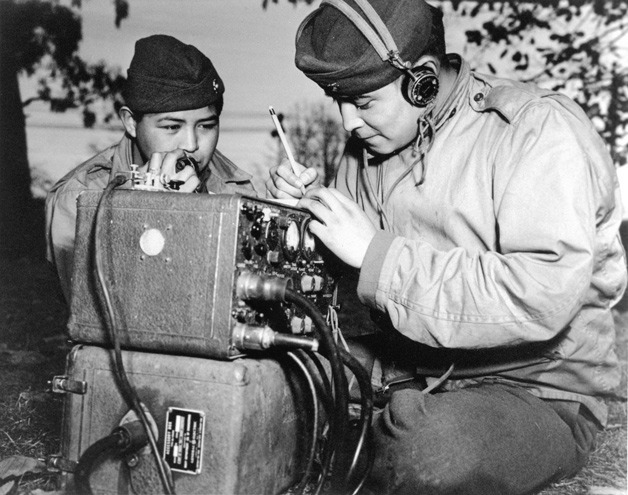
left=295, top=0, right=441, bottom=96
left=123, top=34, right=224, bottom=114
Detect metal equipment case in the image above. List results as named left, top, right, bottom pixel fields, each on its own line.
left=59, top=345, right=308, bottom=494
left=68, top=190, right=337, bottom=359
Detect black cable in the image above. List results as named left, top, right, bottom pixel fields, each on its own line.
left=93, top=177, right=175, bottom=494
left=301, top=349, right=335, bottom=419
left=74, top=430, right=127, bottom=495
left=300, top=335, right=373, bottom=494
left=338, top=347, right=374, bottom=494
left=74, top=421, right=149, bottom=495
left=349, top=429, right=375, bottom=495
left=287, top=351, right=319, bottom=494
left=300, top=349, right=337, bottom=495
left=284, top=288, right=350, bottom=494
left=236, top=274, right=357, bottom=493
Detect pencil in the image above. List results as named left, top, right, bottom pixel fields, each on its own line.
left=269, top=106, right=307, bottom=196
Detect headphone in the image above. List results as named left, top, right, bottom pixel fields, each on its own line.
left=321, top=0, right=439, bottom=108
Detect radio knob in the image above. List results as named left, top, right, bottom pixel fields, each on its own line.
left=303, top=316, right=313, bottom=333
left=300, top=274, right=323, bottom=293
left=300, top=275, right=315, bottom=293
left=251, top=222, right=263, bottom=238
left=254, top=243, right=267, bottom=256
left=267, top=251, right=280, bottom=264
left=290, top=316, right=304, bottom=334
left=312, top=275, right=324, bottom=291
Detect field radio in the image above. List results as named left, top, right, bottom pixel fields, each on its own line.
left=68, top=189, right=340, bottom=359
left=55, top=185, right=370, bottom=495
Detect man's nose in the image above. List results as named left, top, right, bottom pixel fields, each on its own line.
left=339, top=102, right=363, bottom=133
left=180, top=128, right=199, bottom=153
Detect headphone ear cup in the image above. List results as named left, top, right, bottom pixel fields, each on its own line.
left=403, top=67, right=439, bottom=107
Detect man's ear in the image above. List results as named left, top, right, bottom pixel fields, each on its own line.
left=119, top=106, right=138, bottom=138
left=412, top=55, right=439, bottom=77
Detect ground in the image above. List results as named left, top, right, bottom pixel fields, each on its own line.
left=0, top=200, right=626, bottom=494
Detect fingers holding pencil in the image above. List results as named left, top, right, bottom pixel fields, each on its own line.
left=266, top=161, right=320, bottom=200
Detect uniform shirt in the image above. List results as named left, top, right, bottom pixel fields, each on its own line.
left=334, top=56, right=627, bottom=425
left=45, top=134, right=257, bottom=301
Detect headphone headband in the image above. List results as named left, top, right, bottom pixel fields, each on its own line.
left=321, top=0, right=410, bottom=71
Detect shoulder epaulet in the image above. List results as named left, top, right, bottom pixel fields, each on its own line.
left=470, top=74, right=561, bottom=123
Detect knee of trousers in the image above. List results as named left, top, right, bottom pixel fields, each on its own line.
left=367, top=389, right=494, bottom=495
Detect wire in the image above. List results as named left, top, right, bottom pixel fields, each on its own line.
left=361, top=149, right=391, bottom=231
left=326, top=303, right=356, bottom=394
left=284, top=289, right=350, bottom=494
left=298, top=349, right=335, bottom=495
left=235, top=274, right=369, bottom=493
left=74, top=421, right=150, bottom=494
left=93, top=176, right=175, bottom=494
left=287, top=351, right=319, bottom=494
left=74, top=431, right=126, bottom=495
left=338, top=347, right=374, bottom=493
left=421, top=363, right=455, bottom=395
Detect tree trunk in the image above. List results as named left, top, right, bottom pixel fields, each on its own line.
left=0, top=54, right=35, bottom=257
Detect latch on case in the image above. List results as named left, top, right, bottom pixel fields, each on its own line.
left=42, top=454, right=78, bottom=473
left=49, top=375, right=87, bottom=395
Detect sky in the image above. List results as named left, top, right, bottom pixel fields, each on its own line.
left=70, top=0, right=326, bottom=117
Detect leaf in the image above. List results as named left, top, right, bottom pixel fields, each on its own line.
left=466, top=30, right=483, bottom=45
left=114, top=0, right=129, bottom=28
left=0, top=456, right=46, bottom=481
left=470, top=3, right=482, bottom=17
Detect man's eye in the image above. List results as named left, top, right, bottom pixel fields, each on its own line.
left=357, top=101, right=372, bottom=110
left=199, top=122, right=218, bottom=130
left=161, top=125, right=181, bottom=131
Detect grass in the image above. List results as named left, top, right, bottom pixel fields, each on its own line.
left=0, top=200, right=625, bottom=494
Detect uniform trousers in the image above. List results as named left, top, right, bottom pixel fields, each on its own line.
left=363, top=381, right=600, bottom=495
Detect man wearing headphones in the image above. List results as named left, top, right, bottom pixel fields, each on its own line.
left=46, top=35, right=256, bottom=302
left=266, top=0, right=626, bottom=493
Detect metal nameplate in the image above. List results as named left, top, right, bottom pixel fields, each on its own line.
left=163, top=407, right=205, bottom=475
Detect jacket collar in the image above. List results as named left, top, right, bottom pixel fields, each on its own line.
left=433, top=54, right=470, bottom=131
left=206, top=148, right=253, bottom=184
left=409, top=54, right=471, bottom=185
left=88, top=133, right=252, bottom=185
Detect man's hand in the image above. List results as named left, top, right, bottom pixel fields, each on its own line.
left=140, top=149, right=201, bottom=192
left=266, top=159, right=320, bottom=199
left=299, top=188, right=377, bottom=269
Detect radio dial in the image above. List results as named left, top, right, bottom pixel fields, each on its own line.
left=282, top=218, right=300, bottom=261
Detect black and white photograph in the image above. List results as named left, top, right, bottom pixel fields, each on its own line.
left=0, top=1, right=626, bottom=494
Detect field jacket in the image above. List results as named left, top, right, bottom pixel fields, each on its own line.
left=334, top=56, right=626, bottom=425
left=45, top=134, right=256, bottom=302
